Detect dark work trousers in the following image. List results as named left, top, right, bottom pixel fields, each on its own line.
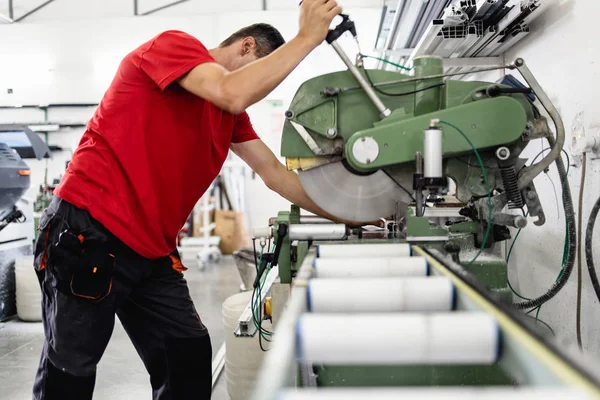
left=32, top=197, right=212, bottom=400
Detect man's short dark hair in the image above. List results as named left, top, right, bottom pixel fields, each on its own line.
left=220, top=23, right=286, bottom=58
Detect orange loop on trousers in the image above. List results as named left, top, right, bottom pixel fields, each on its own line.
left=169, top=254, right=188, bottom=274
left=40, top=229, right=50, bottom=271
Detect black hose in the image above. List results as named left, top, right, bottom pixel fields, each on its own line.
left=585, top=194, right=600, bottom=303
left=514, top=136, right=577, bottom=309
left=576, top=153, right=586, bottom=350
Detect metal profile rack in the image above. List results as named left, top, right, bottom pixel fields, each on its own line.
left=375, top=0, right=545, bottom=71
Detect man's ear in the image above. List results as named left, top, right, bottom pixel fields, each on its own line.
left=240, top=37, right=257, bottom=56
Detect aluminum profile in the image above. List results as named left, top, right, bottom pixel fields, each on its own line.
left=451, top=24, right=481, bottom=57
left=376, top=0, right=541, bottom=69
left=490, top=24, right=530, bottom=55
left=408, top=20, right=445, bottom=62
left=473, top=0, right=498, bottom=19
left=392, top=0, right=430, bottom=50
left=496, top=0, right=526, bottom=32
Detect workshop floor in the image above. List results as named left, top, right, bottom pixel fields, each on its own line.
left=0, top=256, right=242, bottom=400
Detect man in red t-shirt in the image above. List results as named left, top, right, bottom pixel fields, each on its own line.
left=33, top=1, right=342, bottom=399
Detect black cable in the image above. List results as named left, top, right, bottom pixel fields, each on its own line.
left=251, top=280, right=271, bottom=339
left=576, top=153, right=586, bottom=350
left=585, top=193, right=600, bottom=305
left=363, top=68, right=445, bottom=97
left=257, top=277, right=270, bottom=352
left=252, top=239, right=258, bottom=272
left=514, top=135, right=576, bottom=310
left=453, top=156, right=500, bottom=169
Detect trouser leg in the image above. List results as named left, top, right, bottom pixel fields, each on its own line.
left=32, top=198, right=138, bottom=400
left=117, top=257, right=212, bottom=400
left=33, top=249, right=117, bottom=399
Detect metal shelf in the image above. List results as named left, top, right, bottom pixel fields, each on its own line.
left=375, top=0, right=544, bottom=70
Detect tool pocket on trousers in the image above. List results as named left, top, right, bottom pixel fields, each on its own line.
left=70, top=251, right=115, bottom=301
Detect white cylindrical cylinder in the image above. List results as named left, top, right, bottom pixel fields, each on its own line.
left=317, top=243, right=411, bottom=258
left=252, top=226, right=272, bottom=240
left=16, top=255, right=42, bottom=322
left=222, top=292, right=272, bottom=400
left=424, top=127, right=443, bottom=179
left=276, top=388, right=591, bottom=400
left=296, top=313, right=499, bottom=365
left=313, top=257, right=428, bottom=278
left=289, top=224, right=347, bottom=241
left=307, top=277, right=453, bottom=313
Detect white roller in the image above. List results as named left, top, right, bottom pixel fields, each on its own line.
left=277, top=388, right=592, bottom=400
left=307, top=277, right=453, bottom=313
left=288, top=224, right=347, bottom=241
left=296, top=313, right=499, bottom=365
left=313, top=256, right=428, bottom=278
left=317, top=243, right=411, bottom=258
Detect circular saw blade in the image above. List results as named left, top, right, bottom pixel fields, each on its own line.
left=298, top=162, right=413, bottom=222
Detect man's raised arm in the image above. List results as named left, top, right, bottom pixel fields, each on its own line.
left=178, top=0, right=342, bottom=114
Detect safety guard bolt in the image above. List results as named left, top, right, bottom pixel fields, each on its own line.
left=496, top=147, right=510, bottom=161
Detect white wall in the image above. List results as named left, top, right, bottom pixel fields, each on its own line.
left=0, top=7, right=382, bottom=222
left=489, top=0, right=600, bottom=356
left=0, top=0, right=381, bottom=22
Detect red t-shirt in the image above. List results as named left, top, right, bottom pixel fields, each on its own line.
left=55, top=31, right=259, bottom=259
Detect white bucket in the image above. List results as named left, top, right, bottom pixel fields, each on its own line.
left=222, top=291, right=272, bottom=400
left=15, top=255, right=42, bottom=322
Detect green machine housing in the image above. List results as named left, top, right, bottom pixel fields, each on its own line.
left=275, top=57, right=550, bottom=297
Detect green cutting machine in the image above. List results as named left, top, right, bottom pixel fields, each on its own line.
left=236, top=14, right=589, bottom=400
left=268, top=15, right=565, bottom=297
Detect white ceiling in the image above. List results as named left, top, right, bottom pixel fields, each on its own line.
left=0, top=0, right=382, bottom=22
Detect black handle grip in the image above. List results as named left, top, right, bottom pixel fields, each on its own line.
left=486, top=85, right=533, bottom=97
left=325, top=13, right=357, bottom=44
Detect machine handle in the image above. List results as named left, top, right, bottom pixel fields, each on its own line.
left=325, top=13, right=356, bottom=44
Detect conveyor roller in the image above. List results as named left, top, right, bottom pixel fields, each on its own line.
left=313, top=256, right=428, bottom=278
left=296, top=313, right=500, bottom=365
left=306, top=277, right=453, bottom=312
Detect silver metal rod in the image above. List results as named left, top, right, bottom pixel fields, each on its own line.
left=514, top=58, right=565, bottom=189
left=330, top=40, right=391, bottom=119
left=491, top=213, right=528, bottom=229
left=299, top=216, right=333, bottom=224
left=289, top=224, right=347, bottom=241
left=339, top=64, right=513, bottom=93
left=415, top=152, right=423, bottom=218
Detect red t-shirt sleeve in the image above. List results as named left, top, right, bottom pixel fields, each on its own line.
left=140, top=30, right=215, bottom=91
left=232, top=112, right=260, bottom=143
